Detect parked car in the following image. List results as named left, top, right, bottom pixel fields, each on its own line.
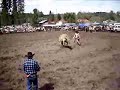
left=113, top=23, right=120, bottom=32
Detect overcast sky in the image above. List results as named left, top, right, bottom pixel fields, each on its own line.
left=25, top=0, right=120, bottom=14
left=0, top=0, right=120, bottom=14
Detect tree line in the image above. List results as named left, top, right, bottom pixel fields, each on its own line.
left=0, top=0, right=25, bottom=27
left=0, top=0, right=120, bottom=27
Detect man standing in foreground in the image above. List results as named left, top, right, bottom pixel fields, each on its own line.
left=23, top=52, right=40, bottom=90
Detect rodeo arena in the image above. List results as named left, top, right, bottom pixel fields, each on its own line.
left=0, top=19, right=120, bottom=34
left=0, top=18, right=120, bottom=90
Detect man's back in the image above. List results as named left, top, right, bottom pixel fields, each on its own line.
left=23, top=52, right=40, bottom=90
left=24, top=59, right=40, bottom=75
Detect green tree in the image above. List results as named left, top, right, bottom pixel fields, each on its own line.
left=0, top=12, right=1, bottom=27
left=51, top=14, right=54, bottom=21
left=63, top=13, right=76, bottom=23
left=39, top=11, right=44, bottom=17
left=1, top=0, right=25, bottom=26
left=57, top=13, right=61, bottom=21
left=117, top=11, right=120, bottom=16
left=90, top=16, right=101, bottom=22
left=109, top=10, right=115, bottom=21
left=32, top=8, right=39, bottom=26
left=1, top=0, right=9, bottom=26
left=37, top=11, right=44, bottom=21
left=17, top=0, right=25, bottom=24
left=12, top=0, right=18, bottom=24
left=48, top=11, right=55, bottom=22
left=25, top=13, right=33, bottom=23
left=116, top=11, right=120, bottom=22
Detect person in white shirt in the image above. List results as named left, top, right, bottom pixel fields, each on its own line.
left=73, top=31, right=81, bottom=46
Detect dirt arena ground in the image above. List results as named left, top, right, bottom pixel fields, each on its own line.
left=0, top=31, right=120, bottom=90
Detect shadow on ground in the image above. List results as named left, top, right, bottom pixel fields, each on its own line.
left=63, top=46, right=73, bottom=50
left=39, top=83, right=54, bottom=90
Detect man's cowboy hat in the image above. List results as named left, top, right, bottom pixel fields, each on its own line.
left=25, top=52, right=35, bottom=57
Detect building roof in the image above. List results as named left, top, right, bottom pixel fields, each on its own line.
left=77, top=19, right=90, bottom=23
left=39, top=20, right=48, bottom=24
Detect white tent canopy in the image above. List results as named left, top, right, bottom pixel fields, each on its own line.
left=43, top=24, right=56, bottom=27
left=56, top=21, right=63, bottom=26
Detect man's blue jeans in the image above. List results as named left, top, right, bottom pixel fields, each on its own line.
left=27, top=75, right=38, bottom=90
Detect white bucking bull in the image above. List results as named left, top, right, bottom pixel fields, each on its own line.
left=59, top=34, right=70, bottom=46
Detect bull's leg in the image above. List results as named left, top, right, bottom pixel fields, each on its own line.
left=77, top=39, right=81, bottom=46
left=64, top=39, right=68, bottom=46
left=65, top=41, right=68, bottom=46
left=61, top=41, right=64, bottom=46
left=90, top=30, right=92, bottom=33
